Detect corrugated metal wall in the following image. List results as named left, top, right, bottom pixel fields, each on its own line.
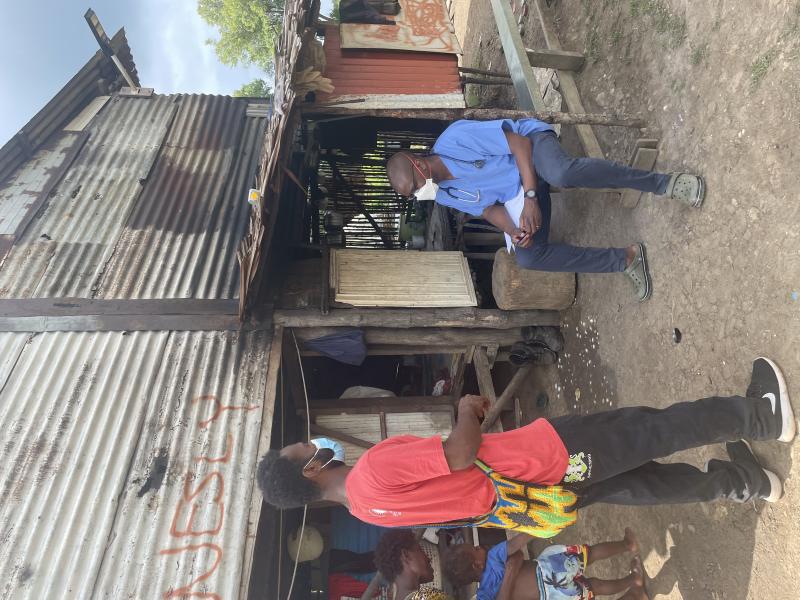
left=318, top=25, right=461, bottom=99
left=0, top=90, right=275, bottom=599
left=0, top=94, right=265, bottom=300
left=0, top=329, right=271, bottom=600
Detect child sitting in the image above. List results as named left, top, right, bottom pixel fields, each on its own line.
left=374, top=530, right=454, bottom=600
left=441, top=528, right=648, bottom=600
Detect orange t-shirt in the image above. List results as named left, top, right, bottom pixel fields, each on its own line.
left=345, top=418, right=568, bottom=527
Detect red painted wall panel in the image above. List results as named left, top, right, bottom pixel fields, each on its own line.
left=317, top=25, right=462, bottom=100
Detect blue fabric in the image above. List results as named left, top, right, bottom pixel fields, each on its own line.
left=330, top=507, right=390, bottom=583
left=304, top=328, right=366, bottom=366
left=431, top=119, right=554, bottom=216
left=476, top=542, right=508, bottom=600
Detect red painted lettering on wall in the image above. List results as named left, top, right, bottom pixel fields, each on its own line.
left=192, top=394, right=259, bottom=429
left=195, top=432, right=234, bottom=464
left=169, top=472, right=225, bottom=537
left=159, top=394, right=260, bottom=599
left=159, top=543, right=223, bottom=600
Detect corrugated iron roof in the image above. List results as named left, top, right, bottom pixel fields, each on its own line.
left=0, top=94, right=265, bottom=300
left=0, top=329, right=271, bottom=599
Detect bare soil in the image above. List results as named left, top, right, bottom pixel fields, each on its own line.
left=451, top=1, right=800, bottom=598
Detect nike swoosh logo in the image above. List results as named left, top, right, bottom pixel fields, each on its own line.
left=763, top=392, right=777, bottom=414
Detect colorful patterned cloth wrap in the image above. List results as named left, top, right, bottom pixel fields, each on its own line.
left=535, top=544, right=593, bottom=600
left=402, top=588, right=453, bottom=600
left=420, top=459, right=577, bottom=538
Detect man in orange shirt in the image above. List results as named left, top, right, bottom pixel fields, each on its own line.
left=258, top=358, right=793, bottom=535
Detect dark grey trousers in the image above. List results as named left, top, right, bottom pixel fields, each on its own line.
left=549, top=395, right=779, bottom=507
left=512, top=131, right=671, bottom=273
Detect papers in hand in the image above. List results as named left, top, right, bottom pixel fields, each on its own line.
left=503, top=187, right=525, bottom=253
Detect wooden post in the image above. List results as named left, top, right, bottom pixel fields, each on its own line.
left=526, top=48, right=585, bottom=71
left=449, top=346, right=474, bottom=399
left=273, top=307, right=560, bottom=329
left=473, top=347, right=502, bottom=433
left=481, top=365, right=533, bottom=432
left=303, top=106, right=647, bottom=129
left=531, top=0, right=604, bottom=158
left=461, top=76, right=514, bottom=86
left=459, top=66, right=511, bottom=79
left=488, top=0, right=547, bottom=111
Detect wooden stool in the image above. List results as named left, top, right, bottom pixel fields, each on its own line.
left=491, top=248, right=576, bottom=310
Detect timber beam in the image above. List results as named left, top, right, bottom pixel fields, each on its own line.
left=274, top=307, right=560, bottom=329
left=303, top=106, right=647, bottom=129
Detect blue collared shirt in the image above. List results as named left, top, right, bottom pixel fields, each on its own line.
left=432, top=119, right=554, bottom=216
left=476, top=542, right=507, bottom=600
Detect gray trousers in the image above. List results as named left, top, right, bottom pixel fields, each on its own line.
left=512, top=131, right=671, bottom=273
left=549, top=395, right=778, bottom=507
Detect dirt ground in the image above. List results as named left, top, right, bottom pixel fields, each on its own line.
left=451, top=1, right=800, bottom=598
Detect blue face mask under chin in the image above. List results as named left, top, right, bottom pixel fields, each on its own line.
left=308, top=437, right=346, bottom=469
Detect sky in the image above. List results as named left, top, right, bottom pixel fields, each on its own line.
left=0, top=0, right=334, bottom=147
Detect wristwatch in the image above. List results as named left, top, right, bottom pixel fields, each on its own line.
left=525, top=189, right=537, bottom=199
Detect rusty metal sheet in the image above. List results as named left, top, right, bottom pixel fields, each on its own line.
left=0, top=329, right=272, bottom=600
left=0, top=95, right=177, bottom=299
left=0, top=134, right=80, bottom=236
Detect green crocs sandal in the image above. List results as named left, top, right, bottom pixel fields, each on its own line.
left=666, top=173, right=705, bottom=208
left=624, top=243, right=652, bottom=302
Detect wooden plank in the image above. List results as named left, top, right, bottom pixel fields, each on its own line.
left=458, top=66, right=511, bottom=79
left=321, top=245, right=331, bottom=315
left=301, top=344, right=470, bottom=357
left=309, top=395, right=456, bottom=410
left=449, top=345, right=474, bottom=399
left=273, top=307, right=560, bottom=329
left=0, top=298, right=246, bottom=333
left=526, top=48, right=585, bottom=71
left=489, top=0, right=546, bottom=111
left=310, top=423, right=375, bottom=449
left=0, top=298, right=240, bottom=318
left=293, top=326, right=523, bottom=348
left=379, top=412, right=388, bottom=440
left=0, top=314, right=246, bottom=333
left=239, top=326, right=281, bottom=600
left=621, top=147, right=659, bottom=208
left=303, top=106, right=647, bottom=128
left=305, top=395, right=455, bottom=415
left=332, top=249, right=478, bottom=308
left=481, top=365, right=533, bottom=432
left=473, top=347, right=496, bottom=403
left=473, top=347, right=502, bottom=434
left=531, top=0, right=605, bottom=159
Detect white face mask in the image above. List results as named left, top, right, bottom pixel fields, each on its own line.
left=306, top=437, right=346, bottom=470
left=403, top=154, right=438, bottom=201
left=413, top=178, right=439, bottom=201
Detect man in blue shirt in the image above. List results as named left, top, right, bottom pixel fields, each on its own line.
left=386, top=119, right=704, bottom=301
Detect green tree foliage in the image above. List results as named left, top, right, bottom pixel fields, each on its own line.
left=233, top=78, right=273, bottom=97
left=198, top=0, right=286, bottom=73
